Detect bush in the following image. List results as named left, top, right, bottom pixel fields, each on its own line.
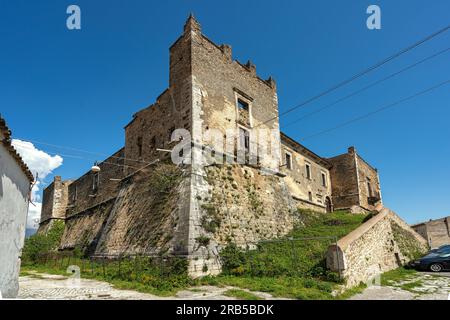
left=219, top=242, right=247, bottom=275
left=22, top=221, right=65, bottom=263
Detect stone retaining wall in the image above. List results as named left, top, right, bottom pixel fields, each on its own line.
left=327, top=208, right=428, bottom=288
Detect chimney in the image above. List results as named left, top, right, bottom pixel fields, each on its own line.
left=184, top=13, right=201, bottom=34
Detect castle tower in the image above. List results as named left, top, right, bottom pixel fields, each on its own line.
left=38, top=176, right=72, bottom=233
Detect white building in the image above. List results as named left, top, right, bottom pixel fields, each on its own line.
left=0, top=115, right=33, bottom=298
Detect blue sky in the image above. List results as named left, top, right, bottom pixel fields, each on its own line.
left=1, top=1, right=449, bottom=224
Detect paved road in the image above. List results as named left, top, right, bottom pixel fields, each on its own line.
left=17, top=272, right=276, bottom=300
left=350, top=272, right=450, bottom=300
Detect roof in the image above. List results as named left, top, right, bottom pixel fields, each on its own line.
left=280, top=132, right=332, bottom=169
left=411, top=215, right=450, bottom=228
left=0, top=115, right=34, bottom=183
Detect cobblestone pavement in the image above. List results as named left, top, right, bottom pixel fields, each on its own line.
left=17, top=272, right=275, bottom=300
left=350, top=272, right=450, bottom=300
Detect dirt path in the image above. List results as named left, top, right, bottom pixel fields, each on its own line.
left=350, top=272, right=450, bottom=300
left=17, top=272, right=278, bottom=300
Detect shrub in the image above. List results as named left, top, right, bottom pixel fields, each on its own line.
left=196, top=236, right=211, bottom=247
left=219, top=242, right=247, bottom=274
left=22, top=220, right=65, bottom=263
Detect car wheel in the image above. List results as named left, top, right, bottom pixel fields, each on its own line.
left=430, top=263, right=443, bottom=272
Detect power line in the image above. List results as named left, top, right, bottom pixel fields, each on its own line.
left=12, top=141, right=143, bottom=171
left=256, top=23, right=450, bottom=128
left=283, top=47, right=450, bottom=128
left=15, top=25, right=449, bottom=168
left=299, top=79, right=450, bottom=142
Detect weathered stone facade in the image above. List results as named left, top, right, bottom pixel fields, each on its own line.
left=327, top=147, right=382, bottom=213
left=39, top=16, right=386, bottom=277
left=281, top=133, right=333, bottom=213
left=327, top=208, right=428, bottom=288
left=412, top=216, right=450, bottom=249
left=39, top=176, right=72, bottom=233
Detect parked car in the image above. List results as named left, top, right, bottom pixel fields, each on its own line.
left=429, top=244, right=450, bottom=254
left=409, top=252, right=450, bottom=272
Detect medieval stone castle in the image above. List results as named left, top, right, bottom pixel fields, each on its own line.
left=39, top=16, right=383, bottom=276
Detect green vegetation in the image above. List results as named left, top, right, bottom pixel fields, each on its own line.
left=399, top=280, right=424, bottom=292
left=202, top=209, right=369, bottom=300
left=22, top=220, right=65, bottom=263
left=380, top=267, right=418, bottom=286
left=380, top=267, right=428, bottom=294
left=196, top=235, right=211, bottom=247
left=335, top=283, right=367, bottom=300
left=200, top=203, right=221, bottom=233
left=223, top=289, right=262, bottom=300
left=21, top=209, right=369, bottom=299
left=391, top=222, right=427, bottom=260
left=201, top=275, right=335, bottom=300
left=219, top=210, right=367, bottom=280
left=21, top=255, right=194, bottom=296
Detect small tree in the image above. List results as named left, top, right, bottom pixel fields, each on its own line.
left=219, top=242, right=247, bottom=274
left=22, top=221, right=65, bottom=264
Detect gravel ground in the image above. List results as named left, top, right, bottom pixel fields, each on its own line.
left=350, top=272, right=450, bottom=300
left=16, top=272, right=277, bottom=300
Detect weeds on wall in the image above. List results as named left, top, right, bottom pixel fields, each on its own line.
left=391, top=221, right=427, bottom=260
left=200, top=203, right=221, bottom=233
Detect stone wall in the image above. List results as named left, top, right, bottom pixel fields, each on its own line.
left=327, top=208, right=428, bottom=288
left=188, top=17, right=280, bottom=172
left=281, top=133, right=332, bottom=212
left=327, top=147, right=382, bottom=212
left=66, top=149, right=125, bottom=217
left=327, top=151, right=359, bottom=210
left=94, top=163, right=190, bottom=256
left=186, top=163, right=297, bottom=277
left=39, top=176, right=72, bottom=231
left=60, top=162, right=190, bottom=257
left=412, top=216, right=450, bottom=249
left=356, top=153, right=382, bottom=211
left=123, top=90, right=190, bottom=173
left=60, top=199, right=114, bottom=254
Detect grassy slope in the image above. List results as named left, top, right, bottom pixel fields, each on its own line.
left=201, top=210, right=369, bottom=299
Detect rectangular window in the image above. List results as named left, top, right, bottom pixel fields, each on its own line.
left=237, top=99, right=249, bottom=111
left=285, top=152, right=292, bottom=170
left=308, top=191, right=313, bottom=202
left=321, top=172, right=327, bottom=187
left=93, top=173, right=99, bottom=192
left=306, top=163, right=311, bottom=180
left=239, top=127, right=250, bottom=153
left=367, top=178, right=373, bottom=197
left=71, top=185, right=78, bottom=203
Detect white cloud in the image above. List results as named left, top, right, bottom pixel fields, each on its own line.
left=11, top=139, right=64, bottom=230
left=27, top=203, right=42, bottom=230
left=12, top=139, right=63, bottom=180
